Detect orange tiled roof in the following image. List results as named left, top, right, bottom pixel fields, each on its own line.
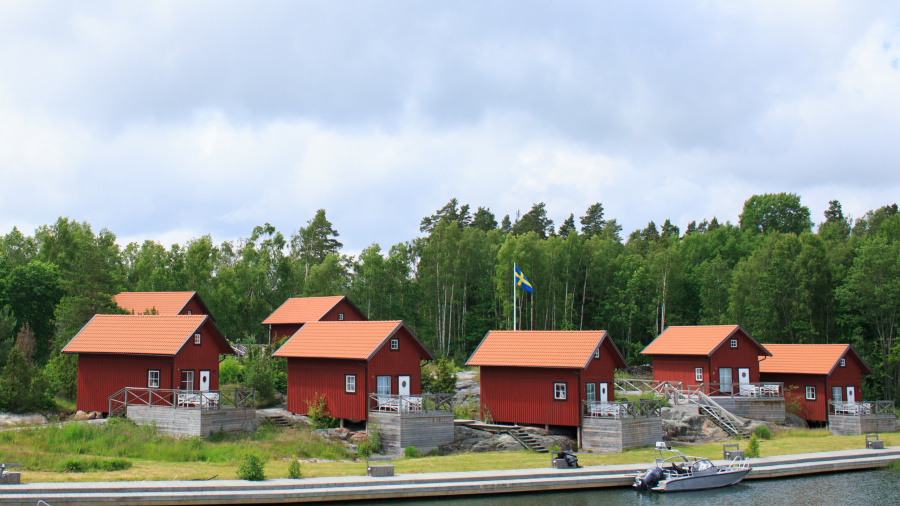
left=262, top=296, right=347, bottom=325
left=466, top=330, right=624, bottom=369
left=273, top=321, right=433, bottom=360
left=114, top=292, right=196, bottom=316
left=759, top=344, right=871, bottom=375
left=641, top=325, right=771, bottom=357
left=62, top=314, right=210, bottom=356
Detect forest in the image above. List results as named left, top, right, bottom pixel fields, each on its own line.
left=1, top=192, right=899, bottom=412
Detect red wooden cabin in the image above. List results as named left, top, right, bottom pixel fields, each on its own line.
left=114, top=291, right=212, bottom=316
left=262, top=296, right=367, bottom=345
left=273, top=320, right=434, bottom=422
left=62, top=315, right=235, bottom=413
left=641, top=325, right=771, bottom=393
left=759, top=344, right=872, bottom=422
left=466, top=330, right=626, bottom=427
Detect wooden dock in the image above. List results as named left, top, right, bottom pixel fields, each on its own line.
left=3, top=447, right=899, bottom=505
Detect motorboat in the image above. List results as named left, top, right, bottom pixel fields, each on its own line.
left=634, top=442, right=751, bottom=492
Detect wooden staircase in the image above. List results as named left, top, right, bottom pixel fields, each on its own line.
left=260, top=413, right=294, bottom=428
left=508, top=429, right=547, bottom=453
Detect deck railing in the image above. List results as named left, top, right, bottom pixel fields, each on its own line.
left=615, top=378, right=683, bottom=397
left=828, top=400, right=895, bottom=417
left=683, top=382, right=784, bottom=399
left=108, top=387, right=255, bottom=417
left=582, top=399, right=663, bottom=420
left=368, top=393, right=453, bottom=414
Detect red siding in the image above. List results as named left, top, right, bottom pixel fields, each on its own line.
left=76, top=354, right=176, bottom=412
left=652, top=332, right=764, bottom=388
left=760, top=352, right=866, bottom=422
left=173, top=320, right=224, bottom=391
left=283, top=326, right=426, bottom=420
left=179, top=297, right=208, bottom=316
left=481, top=366, right=580, bottom=426
left=270, top=323, right=303, bottom=344
left=582, top=338, right=619, bottom=402
left=652, top=355, right=709, bottom=386
left=286, top=358, right=367, bottom=420
left=321, top=300, right=367, bottom=322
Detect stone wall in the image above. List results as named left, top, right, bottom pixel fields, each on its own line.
left=369, top=411, right=455, bottom=455
left=126, top=406, right=257, bottom=438
left=713, top=397, right=786, bottom=423
left=581, top=417, right=662, bottom=453
left=829, top=414, right=898, bottom=436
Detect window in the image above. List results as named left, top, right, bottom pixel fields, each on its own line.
left=194, top=333, right=201, bottom=345
left=345, top=375, right=357, bottom=393
left=554, top=383, right=567, bottom=400
left=148, top=370, right=160, bottom=388
left=181, top=370, right=194, bottom=391
left=338, top=312, right=344, bottom=321
left=585, top=383, right=596, bottom=403
left=832, top=386, right=842, bottom=403
left=187, top=310, right=192, bottom=315
left=805, top=386, right=816, bottom=400
left=390, top=338, right=399, bottom=350
left=376, top=376, right=392, bottom=395
left=730, top=338, right=738, bottom=349
left=594, top=348, right=600, bottom=359
left=840, top=358, right=845, bottom=367
left=695, top=367, right=703, bottom=383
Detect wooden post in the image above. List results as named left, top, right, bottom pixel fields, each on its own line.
left=340, top=418, right=345, bottom=429
left=577, top=426, right=582, bottom=449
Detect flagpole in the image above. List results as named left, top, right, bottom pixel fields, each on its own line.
left=513, top=263, right=517, bottom=331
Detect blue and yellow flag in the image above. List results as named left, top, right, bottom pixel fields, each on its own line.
left=514, top=265, right=534, bottom=293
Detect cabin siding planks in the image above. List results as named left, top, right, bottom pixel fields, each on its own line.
left=368, top=326, right=424, bottom=397
left=369, top=411, right=454, bottom=454
left=480, top=366, right=580, bottom=427
left=828, top=414, right=898, bottom=435
left=651, top=329, right=764, bottom=387
left=174, top=319, right=224, bottom=391
left=269, top=299, right=367, bottom=344
left=77, top=354, right=176, bottom=412
left=581, top=417, right=662, bottom=453
left=126, top=406, right=257, bottom=438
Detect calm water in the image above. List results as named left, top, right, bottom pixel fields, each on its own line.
left=337, top=469, right=900, bottom=506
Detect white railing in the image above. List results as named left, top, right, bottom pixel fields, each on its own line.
left=582, top=399, right=663, bottom=420
left=829, top=400, right=895, bottom=417
left=368, top=393, right=453, bottom=414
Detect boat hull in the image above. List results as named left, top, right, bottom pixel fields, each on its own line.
left=654, top=468, right=751, bottom=492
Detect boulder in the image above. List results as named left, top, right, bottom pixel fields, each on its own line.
left=72, top=411, right=91, bottom=421
left=471, top=434, right=524, bottom=453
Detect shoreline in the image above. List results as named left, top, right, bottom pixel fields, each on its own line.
left=2, top=446, right=898, bottom=505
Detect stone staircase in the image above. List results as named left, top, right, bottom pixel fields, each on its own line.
left=260, top=413, right=294, bottom=428
left=508, top=428, right=548, bottom=453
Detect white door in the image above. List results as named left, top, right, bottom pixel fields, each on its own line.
left=200, top=370, right=211, bottom=392
left=398, top=375, right=411, bottom=396
left=738, top=368, right=751, bottom=395
left=847, top=386, right=856, bottom=404
left=599, top=382, right=609, bottom=403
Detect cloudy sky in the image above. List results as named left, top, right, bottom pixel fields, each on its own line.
left=1, top=1, right=898, bottom=253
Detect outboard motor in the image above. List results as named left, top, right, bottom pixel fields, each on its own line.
left=635, top=466, right=664, bottom=491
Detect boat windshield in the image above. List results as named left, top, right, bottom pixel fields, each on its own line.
left=693, top=460, right=713, bottom=471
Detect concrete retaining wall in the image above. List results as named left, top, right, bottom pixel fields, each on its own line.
left=126, top=406, right=257, bottom=438
left=369, top=411, right=455, bottom=455
left=581, top=417, right=662, bottom=453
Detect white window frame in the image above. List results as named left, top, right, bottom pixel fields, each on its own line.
left=695, top=367, right=703, bottom=383
left=554, top=382, right=567, bottom=400
left=148, top=370, right=160, bottom=388
left=390, top=338, right=399, bottom=350
left=338, top=312, right=344, bottom=321
left=840, top=358, right=845, bottom=367
left=730, top=338, right=738, bottom=349
left=594, top=348, right=600, bottom=359
left=805, top=386, right=816, bottom=400
left=187, top=310, right=192, bottom=315
left=585, top=383, right=596, bottom=403
left=345, top=374, right=356, bottom=393
left=181, top=370, right=194, bottom=391
left=194, top=333, right=201, bottom=345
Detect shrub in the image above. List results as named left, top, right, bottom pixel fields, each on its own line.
left=288, top=460, right=302, bottom=479
left=60, top=457, right=132, bottom=472
left=62, top=457, right=85, bottom=472
left=404, top=445, right=421, bottom=458
left=305, top=393, right=338, bottom=429
left=219, top=356, right=243, bottom=386
left=747, top=434, right=760, bottom=458
left=237, top=451, right=266, bottom=481
left=453, top=397, right=479, bottom=420
left=754, top=426, right=772, bottom=440
left=357, top=426, right=383, bottom=457
left=549, top=445, right=561, bottom=452
left=421, top=357, right=457, bottom=394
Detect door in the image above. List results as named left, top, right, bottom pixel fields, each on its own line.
left=847, top=386, right=856, bottom=404
left=719, top=368, right=733, bottom=394
left=599, top=382, right=609, bottom=403
left=738, top=368, right=751, bottom=395
left=398, top=375, right=411, bottom=396
left=200, top=370, right=211, bottom=392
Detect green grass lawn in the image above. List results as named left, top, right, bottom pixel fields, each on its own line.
left=3, top=419, right=898, bottom=483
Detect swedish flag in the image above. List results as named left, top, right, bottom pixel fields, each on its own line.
left=514, top=265, right=534, bottom=293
